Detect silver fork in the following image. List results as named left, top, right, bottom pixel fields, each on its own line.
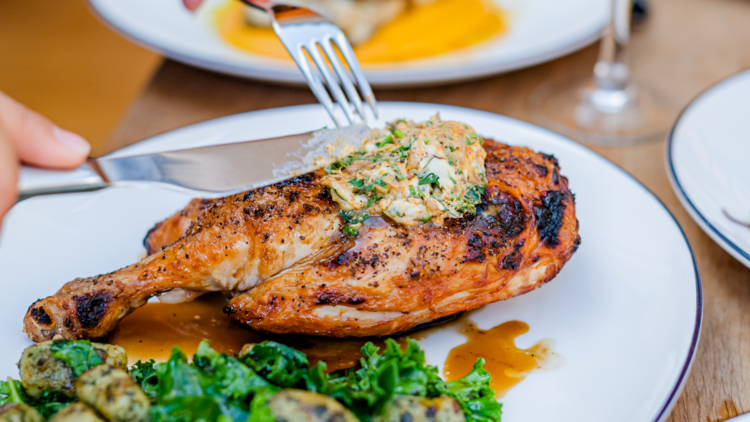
left=240, top=0, right=378, bottom=126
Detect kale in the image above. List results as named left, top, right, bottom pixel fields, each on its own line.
left=0, top=378, right=27, bottom=405
left=321, top=339, right=437, bottom=421
left=31, top=391, right=75, bottom=419
left=4, top=339, right=502, bottom=422
left=49, top=340, right=104, bottom=377
left=149, top=344, right=271, bottom=422
left=0, top=378, right=74, bottom=419
left=431, top=360, right=503, bottom=422
left=130, top=359, right=159, bottom=400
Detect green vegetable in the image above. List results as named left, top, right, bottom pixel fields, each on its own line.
left=326, top=154, right=358, bottom=173
left=418, top=173, right=440, bottom=186
left=363, top=177, right=387, bottom=193
left=0, top=377, right=27, bottom=405
left=366, top=194, right=384, bottom=209
left=464, top=185, right=486, bottom=204
left=431, top=360, right=502, bottom=422
left=340, top=210, right=369, bottom=225
left=393, top=129, right=406, bottom=139
left=49, top=340, right=104, bottom=377
left=150, top=344, right=271, bottom=422
left=376, top=134, right=394, bottom=148
left=4, top=336, right=502, bottom=422
left=0, top=378, right=74, bottom=419
left=348, top=179, right=365, bottom=189
left=130, top=359, right=159, bottom=400
left=342, top=226, right=358, bottom=236
left=238, top=342, right=311, bottom=389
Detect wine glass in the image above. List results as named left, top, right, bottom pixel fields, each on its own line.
left=529, top=0, right=674, bottom=145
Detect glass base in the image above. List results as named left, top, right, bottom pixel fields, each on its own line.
left=529, top=77, right=677, bottom=146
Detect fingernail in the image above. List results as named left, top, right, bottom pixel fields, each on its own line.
left=54, top=127, right=91, bottom=156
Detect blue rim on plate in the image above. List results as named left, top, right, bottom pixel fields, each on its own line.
left=666, top=69, right=750, bottom=267
left=518, top=112, right=703, bottom=422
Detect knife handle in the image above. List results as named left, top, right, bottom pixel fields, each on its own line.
left=18, top=161, right=108, bottom=201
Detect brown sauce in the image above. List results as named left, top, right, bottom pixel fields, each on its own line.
left=110, top=293, right=403, bottom=371
left=443, top=320, right=561, bottom=398
left=112, top=294, right=560, bottom=397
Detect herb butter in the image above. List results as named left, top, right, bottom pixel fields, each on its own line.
left=321, top=116, right=487, bottom=233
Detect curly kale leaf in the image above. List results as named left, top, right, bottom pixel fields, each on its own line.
left=130, top=359, right=159, bottom=400
left=193, top=341, right=271, bottom=400
left=430, top=359, right=503, bottom=422
left=31, top=391, right=75, bottom=419
left=0, top=377, right=28, bottom=405
left=1, top=377, right=74, bottom=419
left=321, top=339, right=439, bottom=421
left=49, top=339, right=103, bottom=377
left=149, top=342, right=274, bottom=422
left=238, top=341, right=311, bottom=389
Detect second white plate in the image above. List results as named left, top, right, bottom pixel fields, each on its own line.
left=86, top=0, right=608, bottom=86
left=668, top=69, right=750, bottom=269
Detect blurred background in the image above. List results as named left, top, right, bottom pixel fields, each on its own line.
left=0, top=0, right=160, bottom=156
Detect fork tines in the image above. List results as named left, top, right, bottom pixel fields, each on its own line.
left=269, top=5, right=378, bottom=127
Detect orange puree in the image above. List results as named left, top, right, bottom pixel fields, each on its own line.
left=215, top=0, right=507, bottom=64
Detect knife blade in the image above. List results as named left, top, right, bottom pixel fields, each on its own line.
left=18, top=124, right=370, bottom=200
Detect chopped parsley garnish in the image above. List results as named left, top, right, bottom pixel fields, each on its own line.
left=348, top=179, right=365, bottom=189
left=418, top=173, right=440, bottom=186
left=321, top=116, right=488, bottom=226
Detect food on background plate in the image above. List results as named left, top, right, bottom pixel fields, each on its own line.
left=0, top=338, right=501, bottom=422
left=24, top=116, right=579, bottom=341
left=244, top=0, right=409, bottom=46
left=217, top=0, right=507, bottom=63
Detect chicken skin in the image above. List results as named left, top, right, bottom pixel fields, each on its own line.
left=24, top=139, right=579, bottom=341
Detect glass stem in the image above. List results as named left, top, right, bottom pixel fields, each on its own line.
left=595, top=0, right=631, bottom=90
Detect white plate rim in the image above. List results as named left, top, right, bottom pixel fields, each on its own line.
left=83, top=0, right=606, bottom=87
left=666, top=69, right=750, bottom=269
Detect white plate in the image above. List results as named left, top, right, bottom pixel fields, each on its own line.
left=668, top=70, right=750, bottom=269
left=86, top=0, right=608, bottom=86
left=1, top=103, right=699, bottom=422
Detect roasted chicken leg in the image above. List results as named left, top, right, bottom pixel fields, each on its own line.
left=24, top=139, right=579, bottom=341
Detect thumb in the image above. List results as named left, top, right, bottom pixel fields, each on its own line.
left=0, top=91, right=90, bottom=170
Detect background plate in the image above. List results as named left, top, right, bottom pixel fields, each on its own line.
left=668, top=69, right=750, bottom=269
left=86, top=0, right=608, bottom=86
left=1, top=103, right=699, bottom=422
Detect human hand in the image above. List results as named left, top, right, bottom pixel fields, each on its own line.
left=0, top=91, right=90, bottom=226
left=183, top=0, right=204, bottom=11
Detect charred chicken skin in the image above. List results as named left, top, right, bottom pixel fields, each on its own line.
left=24, top=139, right=579, bottom=341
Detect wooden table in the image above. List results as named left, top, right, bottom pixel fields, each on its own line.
left=104, top=0, right=750, bottom=420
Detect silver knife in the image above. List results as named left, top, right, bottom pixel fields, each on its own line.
left=18, top=124, right=370, bottom=200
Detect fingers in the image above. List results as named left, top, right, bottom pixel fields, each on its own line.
left=0, top=91, right=90, bottom=170
left=183, top=0, right=204, bottom=11
left=0, top=127, right=18, bottom=228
